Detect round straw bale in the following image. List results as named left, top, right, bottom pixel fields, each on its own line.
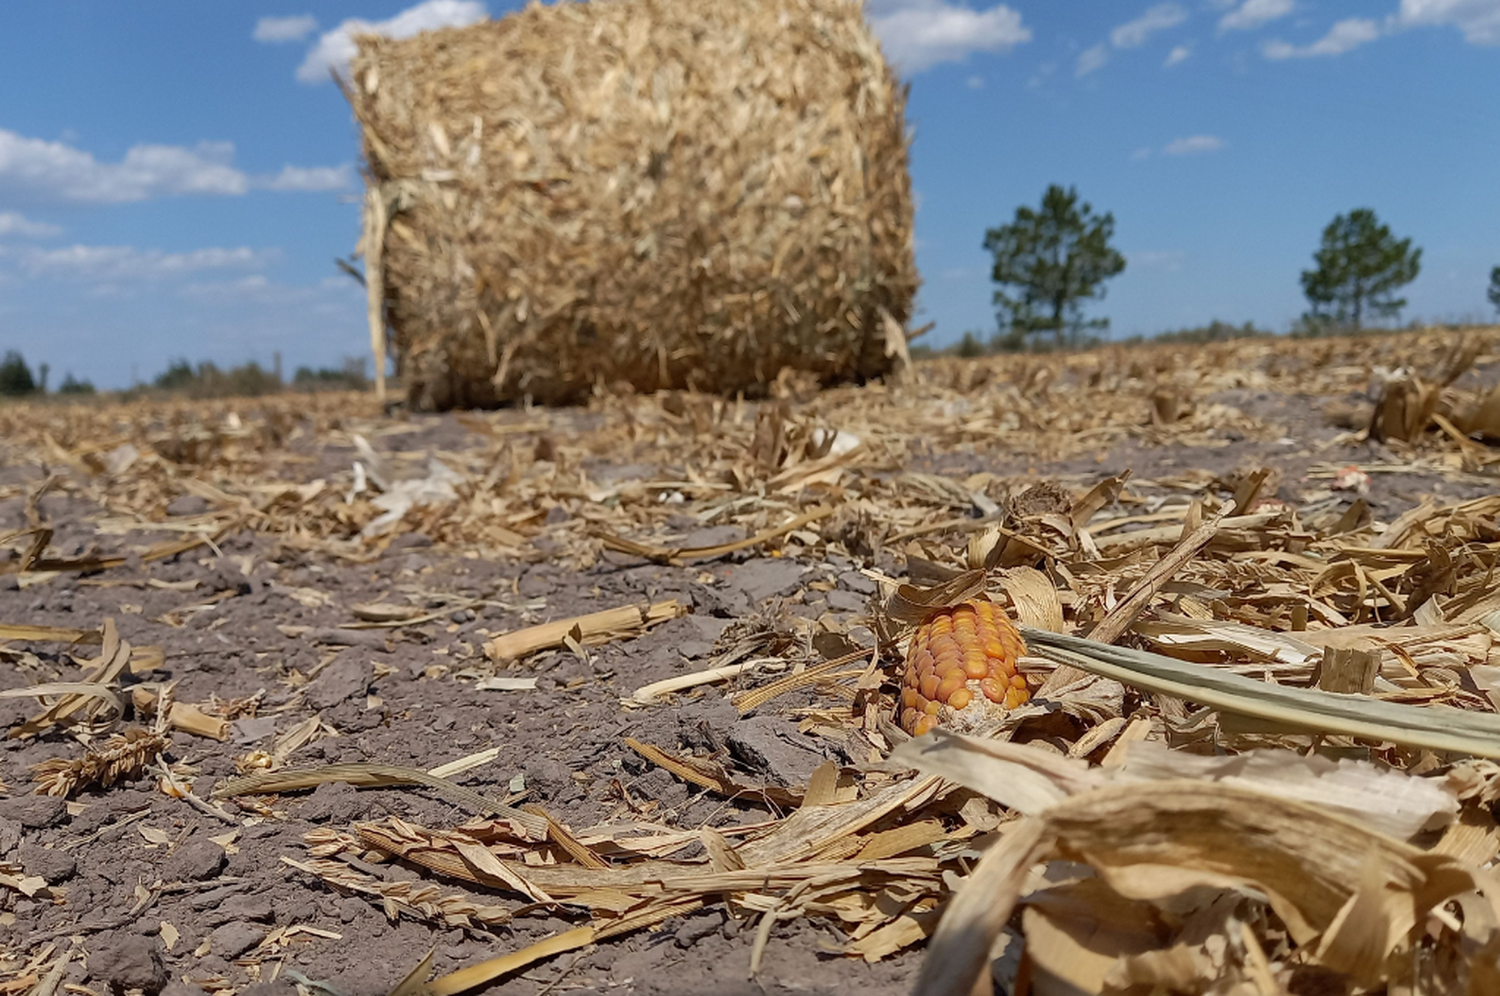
left=348, top=0, right=918, bottom=410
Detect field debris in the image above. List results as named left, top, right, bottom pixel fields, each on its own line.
left=0, top=328, right=1499, bottom=993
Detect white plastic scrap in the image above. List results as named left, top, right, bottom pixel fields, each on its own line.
left=359, top=458, right=465, bottom=537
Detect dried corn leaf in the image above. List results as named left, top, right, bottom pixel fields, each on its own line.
left=0, top=683, right=124, bottom=727
left=384, top=948, right=435, bottom=996
left=886, top=570, right=988, bottom=627
left=598, top=506, right=836, bottom=566
left=425, top=927, right=598, bottom=996
left=1024, top=628, right=1500, bottom=759
left=0, top=624, right=102, bottom=645
left=212, top=762, right=546, bottom=838
left=997, top=567, right=1064, bottom=633
left=11, top=618, right=132, bottom=737
left=893, top=731, right=1459, bottom=840
left=912, top=778, right=1490, bottom=996
left=625, top=739, right=802, bottom=808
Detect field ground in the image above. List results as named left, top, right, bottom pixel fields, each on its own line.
left=2, top=329, right=1499, bottom=996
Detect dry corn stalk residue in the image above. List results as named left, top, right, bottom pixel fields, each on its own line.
left=1, top=328, right=1500, bottom=995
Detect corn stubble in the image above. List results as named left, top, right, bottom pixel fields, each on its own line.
left=898, top=599, right=1029, bottom=737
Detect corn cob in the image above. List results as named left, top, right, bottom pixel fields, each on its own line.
left=898, top=599, right=1029, bottom=737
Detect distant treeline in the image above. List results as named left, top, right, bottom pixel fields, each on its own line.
left=907, top=316, right=1500, bottom=360
left=0, top=351, right=94, bottom=397
left=911, top=320, right=1273, bottom=359
left=0, top=351, right=369, bottom=401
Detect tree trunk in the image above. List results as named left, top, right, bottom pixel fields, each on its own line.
left=1052, top=296, right=1066, bottom=345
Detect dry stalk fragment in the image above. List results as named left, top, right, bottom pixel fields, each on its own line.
left=597, top=506, right=838, bottom=566
left=484, top=599, right=685, bottom=662
left=624, top=739, right=803, bottom=808
left=129, top=688, right=231, bottom=741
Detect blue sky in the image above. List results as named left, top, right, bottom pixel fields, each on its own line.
left=0, top=1, right=1497, bottom=387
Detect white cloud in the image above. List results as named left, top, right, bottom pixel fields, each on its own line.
left=967, top=75, right=985, bottom=88
left=1076, top=43, right=1110, bottom=76
left=1219, top=0, right=1294, bottom=32
left=178, top=274, right=358, bottom=304
left=1130, top=250, right=1185, bottom=272
left=1025, top=60, right=1056, bottom=89
left=1131, top=146, right=1153, bottom=160
left=868, top=1, right=1031, bottom=73
left=0, top=128, right=354, bottom=204
left=16, top=245, right=273, bottom=282
left=1164, top=43, right=1192, bottom=65
left=0, top=212, right=62, bottom=238
left=253, top=15, right=318, bottom=43
left=1392, top=0, right=1500, bottom=44
left=1263, top=18, right=1380, bottom=57
left=1163, top=134, right=1225, bottom=154
left=296, top=0, right=487, bottom=83
left=1074, top=4, right=1187, bottom=81
left=0, top=129, right=246, bottom=203
left=1112, top=4, right=1188, bottom=48
left=258, top=164, right=356, bottom=192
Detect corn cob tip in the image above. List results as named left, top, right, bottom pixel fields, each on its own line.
left=898, top=598, right=1029, bottom=736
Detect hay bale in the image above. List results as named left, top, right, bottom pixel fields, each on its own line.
left=347, top=0, right=918, bottom=410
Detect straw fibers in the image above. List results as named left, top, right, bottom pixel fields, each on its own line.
left=348, top=0, right=918, bottom=410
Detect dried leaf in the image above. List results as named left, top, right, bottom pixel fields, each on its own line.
left=1025, top=628, right=1500, bottom=759
left=913, top=779, right=1483, bottom=996
left=212, top=762, right=546, bottom=838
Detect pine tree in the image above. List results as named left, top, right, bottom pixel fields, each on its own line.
left=1300, top=209, right=1421, bottom=329
left=983, top=185, right=1126, bottom=346
left=0, top=351, right=37, bottom=397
